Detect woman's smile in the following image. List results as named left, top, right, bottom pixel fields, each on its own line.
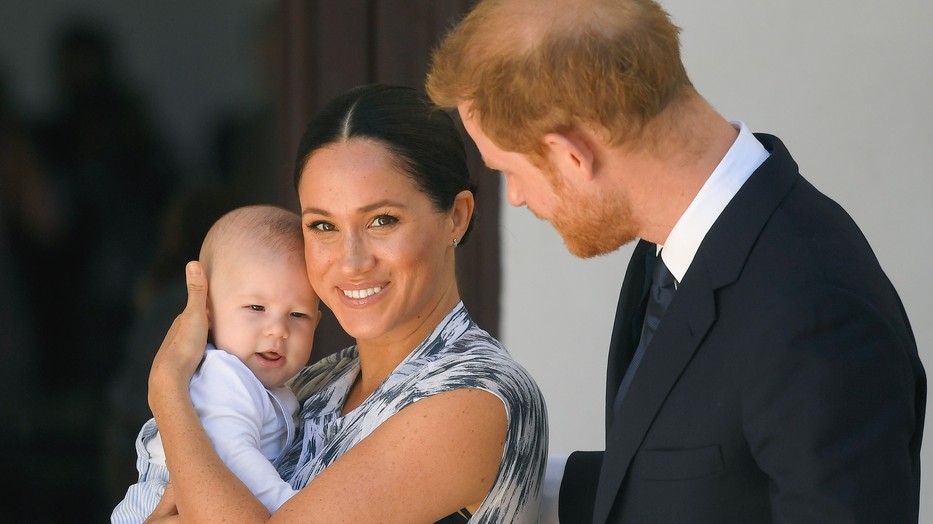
left=342, top=285, right=385, bottom=300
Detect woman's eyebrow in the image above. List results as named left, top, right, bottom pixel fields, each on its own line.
left=302, top=199, right=407, bottom=217
left=301, top=206, right=330, bottom=216
left=359, top=199, right=406, bottom=213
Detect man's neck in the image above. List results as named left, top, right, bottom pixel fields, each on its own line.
left=616, top=99, right=738, bottom=246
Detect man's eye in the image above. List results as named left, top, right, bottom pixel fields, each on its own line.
left=249, top=305, right=265, bottom=312
left=370, top=214, right=398, bottom=227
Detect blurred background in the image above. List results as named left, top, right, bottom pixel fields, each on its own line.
left=2, top=0, right=931, bottom=521
left=0, top=1, right=498, bottom=520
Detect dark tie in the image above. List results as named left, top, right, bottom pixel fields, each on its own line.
left=614, top=252, right=677, bottom=412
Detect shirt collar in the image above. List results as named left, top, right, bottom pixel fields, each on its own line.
left=658, top=121, right=770, bottom=284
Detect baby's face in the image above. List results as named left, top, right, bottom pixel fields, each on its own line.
left=208, top=248, right=319, bottom=389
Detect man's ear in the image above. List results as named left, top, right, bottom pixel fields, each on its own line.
left=543, top=131, right=596, bottom=182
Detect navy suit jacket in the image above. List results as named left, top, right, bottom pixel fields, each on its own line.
left=559, top=134, right=925, bottom=523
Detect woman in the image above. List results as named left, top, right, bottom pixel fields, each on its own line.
left=146, top=84, right=547, bottom=523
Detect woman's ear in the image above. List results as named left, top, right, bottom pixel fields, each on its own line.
left=449, top=189, right=475, bottom=241
left=543, top=131, right=596, bottom=182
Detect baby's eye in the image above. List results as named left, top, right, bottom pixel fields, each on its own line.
left=370, top=214, right=398, bottom=228
left=290, top=311, right=308, bottom=319
left=248, top=305, right=265, bottom=312
left=308, top=221, right=335, bottom=232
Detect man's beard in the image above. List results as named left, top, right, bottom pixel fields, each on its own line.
left=546, top=182, right=638, bottom=259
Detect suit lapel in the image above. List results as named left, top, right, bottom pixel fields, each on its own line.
left=594, top=262, right=718, bottom=522
left=604, top=240, right=654, bottom=426
left=592, top=134, right=802, bottom=523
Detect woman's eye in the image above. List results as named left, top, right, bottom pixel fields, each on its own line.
left=308, top=221, right=335, bottom=232
left=370, top=214, right=398, bottom=227
left=249, top=305, right=265, bottom=312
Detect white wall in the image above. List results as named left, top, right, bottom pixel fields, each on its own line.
left=500, top=0, right=933, bottom=517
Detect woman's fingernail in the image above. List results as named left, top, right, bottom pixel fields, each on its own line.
left=187, top=261, right=201, bottom=277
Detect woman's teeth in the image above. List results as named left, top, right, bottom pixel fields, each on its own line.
left=343, top=286, right=383, bottom=299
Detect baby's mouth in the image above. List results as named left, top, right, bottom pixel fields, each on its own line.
left=257, top=351, right=283, bottom=362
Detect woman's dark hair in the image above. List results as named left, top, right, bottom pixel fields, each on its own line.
left=293, top=84, right=476, bottom=244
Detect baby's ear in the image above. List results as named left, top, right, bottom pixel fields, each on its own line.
left=204, top=304, right=216, bottom=345
left=204, top=297, right=214, bottom=328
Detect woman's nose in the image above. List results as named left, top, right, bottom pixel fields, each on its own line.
left=340, top=233, right=375, bottom=274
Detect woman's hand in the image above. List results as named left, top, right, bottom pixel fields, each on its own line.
left=143, top=482, right=179, bottom=523
left=149, top=261, right=210, bottom=413
left=142, top=261, right=271, bottom=522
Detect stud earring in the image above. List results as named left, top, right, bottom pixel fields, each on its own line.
left=452, top=238, right=460, bottom=248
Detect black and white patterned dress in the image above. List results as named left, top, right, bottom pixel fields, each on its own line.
left=277, top=303, right=548, bottom=523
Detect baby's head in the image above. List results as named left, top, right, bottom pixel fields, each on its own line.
left=200, top=205, right=320, bottom=389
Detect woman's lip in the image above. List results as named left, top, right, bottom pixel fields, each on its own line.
left=341, top=285, right=384, bottom=299
left=337, top=282, right=388, bottom=306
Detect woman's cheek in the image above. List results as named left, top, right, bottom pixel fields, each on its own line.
left=303, top=246, right=332, bottom=293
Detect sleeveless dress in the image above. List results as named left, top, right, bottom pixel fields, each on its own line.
left=277, top=303, right=548, bottom=523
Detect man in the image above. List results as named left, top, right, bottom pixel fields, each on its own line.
left=427, top=0, right=925, bottom=522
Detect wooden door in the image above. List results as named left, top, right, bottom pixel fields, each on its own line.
left=278, top=0, right=501, bottom=358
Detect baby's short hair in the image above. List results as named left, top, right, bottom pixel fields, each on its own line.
left=199, top=205, right=303, bottom=276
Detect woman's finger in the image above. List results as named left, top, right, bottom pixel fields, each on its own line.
left=143, top=482, right=179, bottom=523
left=149, top=261, right=211, bottom=405
left=183, top=261, right=208, bottom=319
left=167, top=261, right=209, bottom=364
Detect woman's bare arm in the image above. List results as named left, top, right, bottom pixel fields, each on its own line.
left=273, top=388, right=506, bottom=523
left=148, top=262, right=268, bottom=522
left=150, top=262, right=507, bottom=523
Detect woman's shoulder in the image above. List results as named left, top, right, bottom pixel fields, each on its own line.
left=415, top=322, right=549, bottom=522
left=417, top=304, right=510, bottom=363
left=408, top=322, right=545, bottom=406
left=435, top=324, right=519, bottom=369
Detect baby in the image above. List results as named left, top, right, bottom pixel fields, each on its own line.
left=112, top=205, right=320, bottom=522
